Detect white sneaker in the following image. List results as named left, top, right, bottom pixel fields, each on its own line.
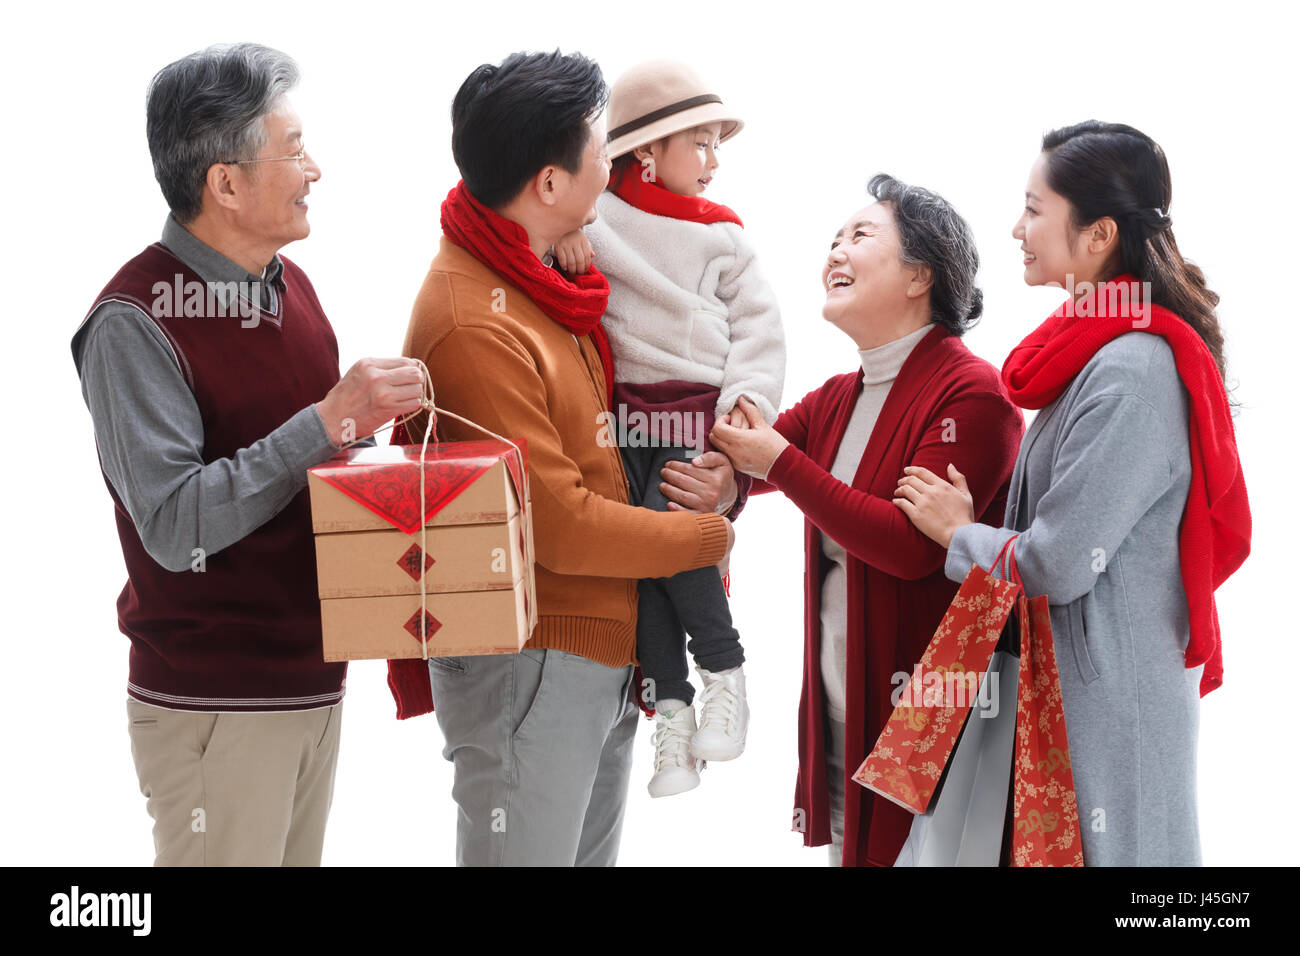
left=647, top=701, right=704, bottom=798
left=691, top=665, right=749, bottom=761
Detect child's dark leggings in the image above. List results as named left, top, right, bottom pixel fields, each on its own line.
left=621, top=442, right=745, bottom=708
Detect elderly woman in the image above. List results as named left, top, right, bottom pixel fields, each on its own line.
left=710, top=175, right=1023, bottom=867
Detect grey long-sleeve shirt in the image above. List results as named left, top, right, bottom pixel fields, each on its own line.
left=72, top=216, right=369, bottom=573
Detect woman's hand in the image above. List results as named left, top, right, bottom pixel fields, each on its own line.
left=709, top=395, right=788, bottom=478
left=892, top=464, right=975, bottom=548
left=660, top=451, right=739, bottom=514
left=552, top=230, right=594, bottom=274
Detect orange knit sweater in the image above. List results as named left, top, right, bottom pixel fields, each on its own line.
left=401, top=238, right=730, bottom=668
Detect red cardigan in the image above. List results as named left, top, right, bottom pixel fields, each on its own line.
left=752, top=325, right=1023, bottom=866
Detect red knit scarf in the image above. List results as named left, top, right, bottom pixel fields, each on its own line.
left=440, top=180, right=615, bottom=404
left=609, top=163, right=744, bottom=227
left=385, top=183, right=619, bottom=722
left=1001, top=274, right=1251, bottom=696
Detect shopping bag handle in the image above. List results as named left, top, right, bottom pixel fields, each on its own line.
left=991, top=534, right=1020, bottom=582
left=1006, top=539, right=1025, bottom=590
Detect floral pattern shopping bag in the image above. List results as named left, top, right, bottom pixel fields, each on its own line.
left=1007, top=542, right=1084, bottom=866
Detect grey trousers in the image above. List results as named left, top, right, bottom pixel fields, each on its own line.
left=826, top=712, right=846, bottom=866
left=428, top=647, right=638, bottom=866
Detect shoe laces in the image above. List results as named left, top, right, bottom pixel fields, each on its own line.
left=650, top=710, right=696, bottom=771
left=696, top=671, right=741, bottom=733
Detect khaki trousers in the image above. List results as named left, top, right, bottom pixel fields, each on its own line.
left=126, top=697, right=343, bottom=866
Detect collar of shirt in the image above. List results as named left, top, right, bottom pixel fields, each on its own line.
left=160, top=215, right=284, bottom=312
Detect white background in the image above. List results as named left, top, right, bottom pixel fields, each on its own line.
left=1, top=0, right=1293, bottom=866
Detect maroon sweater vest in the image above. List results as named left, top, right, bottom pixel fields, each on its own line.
left=86, top=243, right=345, bottom=712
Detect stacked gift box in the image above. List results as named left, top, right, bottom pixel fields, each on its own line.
left=306, top=439, right=536, bottom=661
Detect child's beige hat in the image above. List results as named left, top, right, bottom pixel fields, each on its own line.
left=605, top=60, right=744, bottom=160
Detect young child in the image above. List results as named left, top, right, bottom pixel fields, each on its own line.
left=553, top=60, right=785, bottom=798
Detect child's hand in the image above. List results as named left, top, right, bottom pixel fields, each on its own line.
left=710, top=397, right=788, bottom=478
left=553, top=230, right=595, bottom=275
left=724, top=404, right=752, bottom=430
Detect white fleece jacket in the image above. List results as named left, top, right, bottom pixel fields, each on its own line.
left=585, top=191, right=785, bottom=424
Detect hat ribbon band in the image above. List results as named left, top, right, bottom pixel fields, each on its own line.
left=607, top=94, right=723, bottom=142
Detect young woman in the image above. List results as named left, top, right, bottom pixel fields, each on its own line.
left=893, top=121, right=1252, bottom=865
left=710, top=175, right=1023, bottom=866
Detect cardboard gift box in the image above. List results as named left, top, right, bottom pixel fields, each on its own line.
left=306, top=439, right=537, bottom=661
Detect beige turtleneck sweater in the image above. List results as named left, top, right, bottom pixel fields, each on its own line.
left=820, top=322, right=934, bottom=722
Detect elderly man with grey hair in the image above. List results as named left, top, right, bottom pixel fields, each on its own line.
left=71, top=43, right=423, bottom=866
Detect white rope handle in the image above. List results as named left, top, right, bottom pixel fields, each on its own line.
left=342, top=360, right=536, bottom=659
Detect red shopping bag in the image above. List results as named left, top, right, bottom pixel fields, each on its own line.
left=1006, top=542, right=1084, bottom=867
left=853, top=538, right=1020, bottom=813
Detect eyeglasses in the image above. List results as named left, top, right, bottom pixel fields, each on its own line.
left=222, top=146, right=310, bottom=169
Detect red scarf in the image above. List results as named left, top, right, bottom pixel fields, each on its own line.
left=1001, top=274, right=1251, bottom=696
left=609, top=164, right=744, bottom=227
left=440, top=180, right=615, bottom=405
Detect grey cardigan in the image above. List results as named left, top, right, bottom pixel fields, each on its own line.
left=947, top=331, right=1201, bottom=866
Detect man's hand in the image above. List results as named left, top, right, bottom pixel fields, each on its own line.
left=553, top=230, right=595, bottom=275
left=659, top=450, right=739, bottom=515
left=316, top=357, right=425, bottom=446
left=709, top=395, right=788, bottom=478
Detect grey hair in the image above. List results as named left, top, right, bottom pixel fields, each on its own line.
left=867, top=173, right=983, bottom=335
left=145, top=43, right=300, bottom=223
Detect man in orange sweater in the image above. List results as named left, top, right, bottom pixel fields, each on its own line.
left=395, top=51, right=737, bottom=866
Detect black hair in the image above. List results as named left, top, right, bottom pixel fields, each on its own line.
left=1041, top=120, right=1226, bottom=381
left=867, top=173, right=983, bottom=335
left=451, top=50, right=608, bottom=208
left=607, top=152, right=641, bottom=191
